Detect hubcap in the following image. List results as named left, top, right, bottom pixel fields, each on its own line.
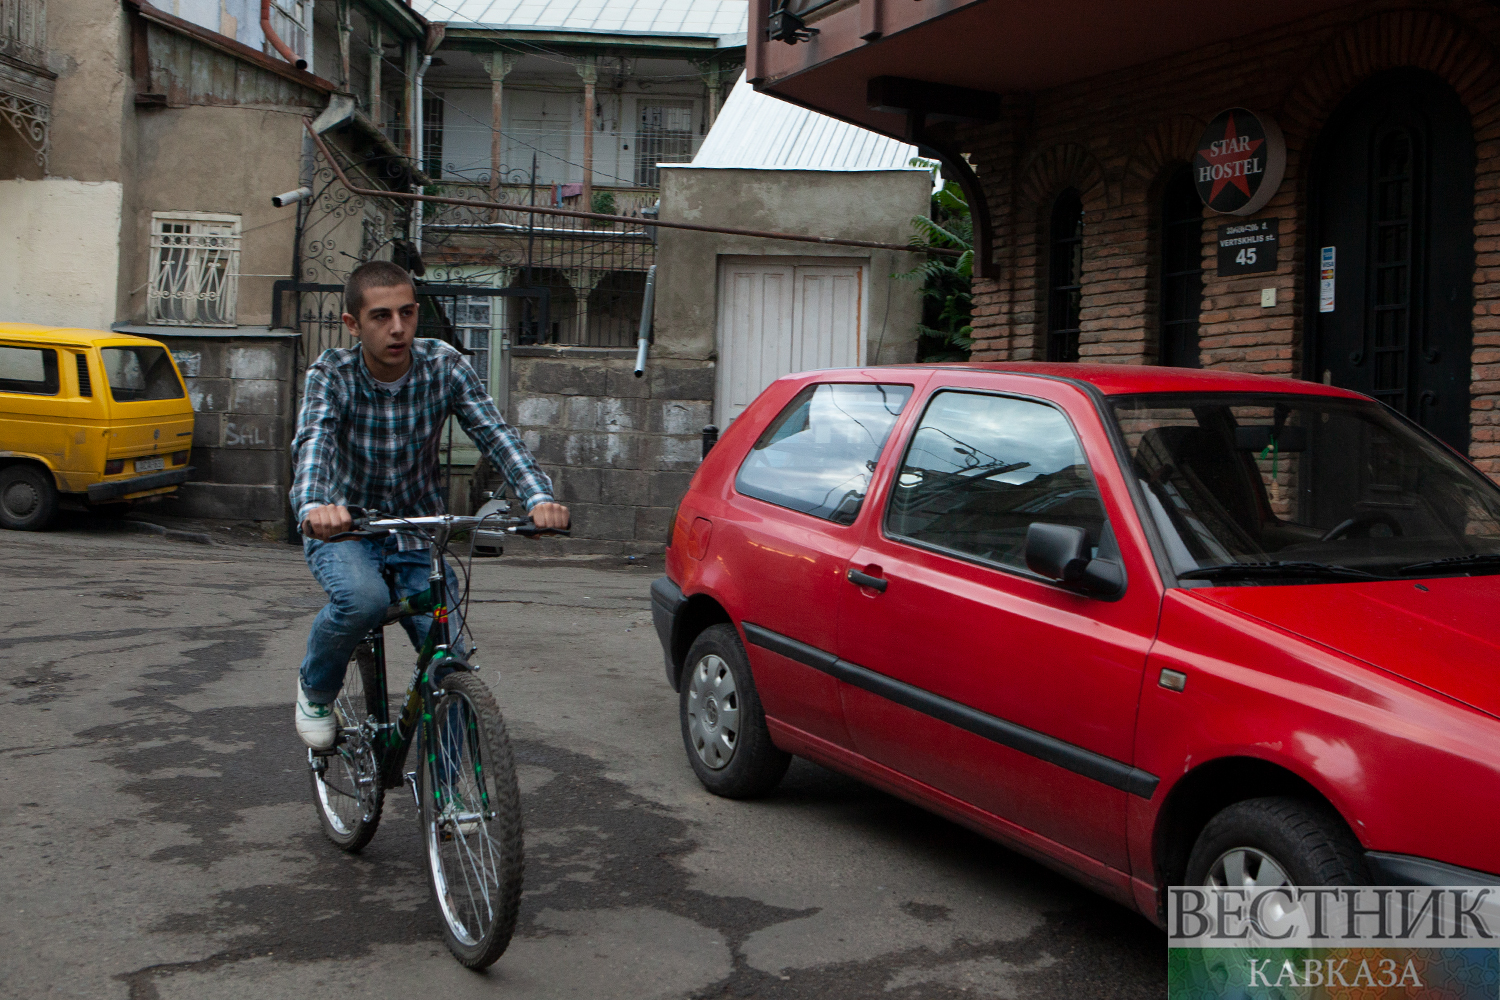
left=1205, top=847, right=1291, bottom=889
left=3, top=480, right=38, bottom=518
left=686, top=654, right=739, bottom=770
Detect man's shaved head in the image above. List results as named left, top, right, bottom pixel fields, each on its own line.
left=345, top=260, right=415, bottom=318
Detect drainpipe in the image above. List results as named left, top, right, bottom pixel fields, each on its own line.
left=261, top=0, right=307, bottom=70
left=413, top=49, right=431, bottom=251
left=412, top=25, right=445, bottom=253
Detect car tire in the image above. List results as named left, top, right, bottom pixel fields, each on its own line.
left=679, top=624, right=791, bottom=799
left=1186, top=796, right=1368, bottom=887
left=0, top=464, right=59, bottom=531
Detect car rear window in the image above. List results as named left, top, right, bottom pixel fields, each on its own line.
left=735, top=382, right=913, bottom=524
left=0, top=345, right=59, bottom=396
left=886, top=391, right=1110, bottom=572
left=101, top=346, right=185, bottom=402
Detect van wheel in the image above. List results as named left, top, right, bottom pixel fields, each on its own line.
left=1186, top=796, right=1367, bottom=887
left=0, top=465, right=59, bottom=531
left=679, top=624, right=791, bottom=798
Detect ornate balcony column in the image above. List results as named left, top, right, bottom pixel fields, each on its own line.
left=576, top=57, right=597, bottom=213
left=479, top=51, right=516, bottom=204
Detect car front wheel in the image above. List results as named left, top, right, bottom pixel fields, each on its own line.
left=679, top=624, right=790, bottom=799
left=1186, top=796, right=1368, bottom=888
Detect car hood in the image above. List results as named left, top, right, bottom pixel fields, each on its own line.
left=1187, top=575, right=1500, bottom=719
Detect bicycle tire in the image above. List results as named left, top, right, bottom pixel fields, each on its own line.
left=309, top=641, right=385, bottom=852
left=418, top=669, right=524, bottom=969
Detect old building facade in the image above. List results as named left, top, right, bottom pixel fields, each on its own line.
left=750, top=0, right=1500, bottom=478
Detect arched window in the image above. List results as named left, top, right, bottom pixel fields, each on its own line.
left=1159, top=166, right=1204, bottom=367
left=1046, top=189, right=1083, bottom=362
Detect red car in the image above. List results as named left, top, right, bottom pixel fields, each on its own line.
left=652, top=363, right=1500, bottom=923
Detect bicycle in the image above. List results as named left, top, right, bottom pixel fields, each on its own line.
left=302, top=507, right=568, bottom=968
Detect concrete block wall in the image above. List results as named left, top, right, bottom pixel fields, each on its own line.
left=504, top=347, right=713, bottom=554
left=156, top=333, right=298, bottom=528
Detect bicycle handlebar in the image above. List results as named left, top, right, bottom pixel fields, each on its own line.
left=309, top=508, right=571, bottom=542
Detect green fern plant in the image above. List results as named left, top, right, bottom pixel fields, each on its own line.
left=901, top=180, right=974, bottom=363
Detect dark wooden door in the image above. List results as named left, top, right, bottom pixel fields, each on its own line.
left=1308, top=69, right=1475, bottom=451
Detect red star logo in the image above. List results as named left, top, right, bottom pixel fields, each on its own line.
left=1197, top=113, right=1263, bottom=204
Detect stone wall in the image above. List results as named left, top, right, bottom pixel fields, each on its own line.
left=954, top=0, right=1500, bottom=477
left=154, top=331, right=298, bottom=529
left=500, top=347, right=712, bottom=555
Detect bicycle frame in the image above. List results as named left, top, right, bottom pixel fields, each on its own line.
left=313, top=522, right=470, bottom=796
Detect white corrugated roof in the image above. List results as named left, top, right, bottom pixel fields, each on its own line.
left=689, top=73, right=920, bottom=171
left=413, top=0, right=747, bottom=36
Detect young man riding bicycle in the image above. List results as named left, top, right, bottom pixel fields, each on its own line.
left=290, top=260, right=569, bottom=750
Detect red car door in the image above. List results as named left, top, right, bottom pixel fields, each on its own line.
left=716, top=375, right=926, bottom=749
left=833, top=375, right=1164, bottom=876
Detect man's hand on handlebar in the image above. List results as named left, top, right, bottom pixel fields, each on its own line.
left=529, top=501, right=570, bottom=531
left=302, top=503, right=353, bottom=541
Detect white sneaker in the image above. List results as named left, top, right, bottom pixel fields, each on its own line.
left=296, top=682, right=337, bottom=750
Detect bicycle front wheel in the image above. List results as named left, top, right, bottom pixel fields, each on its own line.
left=309, top=641, right=384, bottom=852
left=418, top=670, right=523, bottom=969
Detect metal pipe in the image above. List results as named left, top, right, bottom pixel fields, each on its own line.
left=414, top=51, right=432, bottom=251
left=302, top=120, right=959, bottom=258
left=261, top=0, right=306, bottom=70
left=633, top=264, right=656, bottom=378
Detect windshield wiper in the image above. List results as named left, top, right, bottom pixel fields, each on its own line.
left=1178, top=561, right=1388, bottom=582
left=1396, top=553, right=1500, bottom=576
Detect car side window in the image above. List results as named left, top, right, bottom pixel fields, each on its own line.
left=886, top=391, right=1110, bottom=572
left=0, top=345, right=60, bottom=396
left=736, top=382, right=914, bottom=524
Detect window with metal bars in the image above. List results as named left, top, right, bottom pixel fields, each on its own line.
left=1158, top=166, right=1204, bottom=368
left=1046, top=189, right=1083, bottom=362
left=635, top=102, right=694, bottom=188
left=148, top=213, right=241, bottom=327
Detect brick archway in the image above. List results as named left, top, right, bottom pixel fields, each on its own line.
left=1280, top=9, right=1500, bottom=144
left=1277, top=8, right=1500, bottom=471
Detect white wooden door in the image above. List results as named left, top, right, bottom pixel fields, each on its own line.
left=715, top=257, right=865, bottom=425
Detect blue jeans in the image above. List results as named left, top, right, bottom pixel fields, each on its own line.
left=300, top=535, right=467, bottom=705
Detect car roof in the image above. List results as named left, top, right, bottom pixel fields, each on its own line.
left=848, top=362, right=1367, bottom=399
left=0, top=322, right=166, bottom=348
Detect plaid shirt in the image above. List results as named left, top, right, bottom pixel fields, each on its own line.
left=290, top=339, right=553, bottom=550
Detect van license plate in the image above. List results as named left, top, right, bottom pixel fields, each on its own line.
left=135, top=456, right=165, bottom=473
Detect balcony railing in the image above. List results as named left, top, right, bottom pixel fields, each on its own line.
left=1, top=0, right=46, bottom=69
left=426, top=182, right=661, bottom=234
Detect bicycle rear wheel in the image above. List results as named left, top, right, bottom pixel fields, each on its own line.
left=309, top=640, right=385, bottom=852
left=418, top=670, right=523, bottom=969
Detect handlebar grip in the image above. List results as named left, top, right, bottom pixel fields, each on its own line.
left=326, top=529, right=389, bottom=542
left=512, top=524, right=571, bottom=537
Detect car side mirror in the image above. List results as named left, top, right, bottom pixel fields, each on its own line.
left=1024, top=522, right=1125, bottom=598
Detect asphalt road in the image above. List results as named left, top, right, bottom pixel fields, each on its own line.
left=1, top=522, right=1164, bottom=999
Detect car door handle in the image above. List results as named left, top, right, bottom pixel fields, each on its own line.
left=846, top=568, right=888, bottom=593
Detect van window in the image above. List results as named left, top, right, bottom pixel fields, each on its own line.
left=735, top=382, right=913, bottom=524
left=0, top=346, right=59, bottom=396
left=101, top=346, right=185, bottom=401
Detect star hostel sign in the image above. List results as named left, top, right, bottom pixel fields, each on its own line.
left=1194, top=108, right=1286, bottom=216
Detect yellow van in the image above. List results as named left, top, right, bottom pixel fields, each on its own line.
left=0, top=323, right=196, bottom=530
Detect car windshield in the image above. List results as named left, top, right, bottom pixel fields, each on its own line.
left=1108, top=393, right=1500, bottom=581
